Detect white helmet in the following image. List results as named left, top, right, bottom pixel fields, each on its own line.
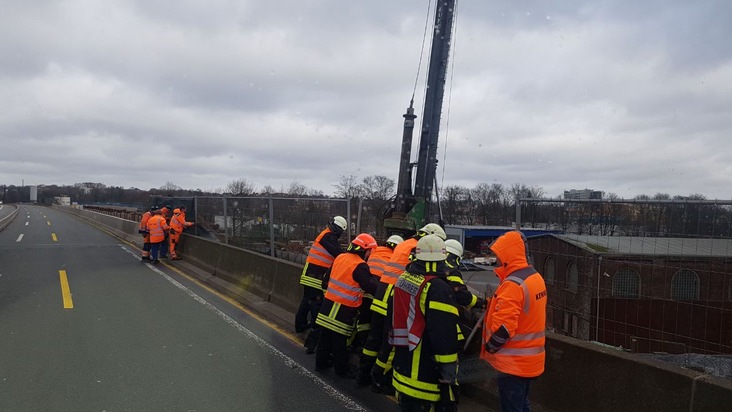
left=386, top=235, right=404, bottom=246
left=331, top=216, right=347, bottom=232
left=415, top=234, right=447, bottom=262
left=444, top=239, right=463, bottom=258
left=418, top=223, right=446, bottom=240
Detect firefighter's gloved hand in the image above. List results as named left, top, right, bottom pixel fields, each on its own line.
left=485, top=341, right=499, bottom=354
left=474, top=298, right=486, bottom=309
left=169, top=229, right=176, bottom=235
left=438, top=362, right=458, bottom=385
left=138, top=229, right=149, bottom=235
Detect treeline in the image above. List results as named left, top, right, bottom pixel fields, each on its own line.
left=6, top=176, right=729, bottom=238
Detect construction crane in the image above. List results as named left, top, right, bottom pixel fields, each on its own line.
left=382, top=0, right=456, bottom=237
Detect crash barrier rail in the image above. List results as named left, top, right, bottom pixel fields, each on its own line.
left=53, top=204, right=732, bottom=411
left=0, top=204, right=19, bottom=231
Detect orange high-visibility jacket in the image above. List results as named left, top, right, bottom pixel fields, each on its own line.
left=481, top=231, right=547, bottom=378
left=146, top=214, right=170, bottom=243
left=305, top=229, right=338, bottom=268
left=366, top=245, right=393, bottom=279
left=139, top=211, right=152, bottom=231
left=170, top=210, right=193, bottom=234
left=323, top=253, right=367, bottom=308
left=380, top=237, right=418, bottom=285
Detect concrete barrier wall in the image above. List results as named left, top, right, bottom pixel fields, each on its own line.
left=527, top=333, right=732, bottom=411
left=0, top=204, right=19, bottom=231
left=56, top=205, right=732, bottom=411
left=178, top=235, right=302, bottom=313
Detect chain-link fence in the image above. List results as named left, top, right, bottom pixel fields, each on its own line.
left=517, top=198, right=732, bottom=355
left=150, top=196, right=393, bottom=264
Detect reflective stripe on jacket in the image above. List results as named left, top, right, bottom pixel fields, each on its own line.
left=480, top=231, right=547, bottom=378
left=324, top=253, right=366, bottom=308
left=170, top=211, right=192, bottom=234
left=367, top=246, right=393, bottom=279
left=146, top=215, right=169, bottom=243
left=300, top=228, right=340, bottom=289
left=391, top=273, right=459, bottom=402
left=380, top=238, right=418, bottom=285
left=305, top=229, right=337, bottom=267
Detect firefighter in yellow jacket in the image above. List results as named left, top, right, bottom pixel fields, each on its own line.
left=391, top=234, right=460, bottom=411
left=315, top=233, right=379, bottom=378
left=480, top=231, right=547, bottom=412
left=371, top=223, right=446, bottom=394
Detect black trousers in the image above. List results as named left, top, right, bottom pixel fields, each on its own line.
left=358, top=312, right=384, bottom=381
left=316, top=327, right=349, bottom=375
left=295, top=286, right=322, bottom=333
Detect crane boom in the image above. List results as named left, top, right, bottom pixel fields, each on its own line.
left=383, top=0, right=456, bottom=236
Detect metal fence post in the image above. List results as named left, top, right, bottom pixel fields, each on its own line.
left=223, top=195, right=228, bottom=245
left=269, top=197, right=275, bottom=257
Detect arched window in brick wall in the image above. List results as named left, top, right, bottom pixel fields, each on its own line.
left=671, top=269, right=700, bottom=301
left=544, top=256, right=555, bottom=285
left=566, top=261, right=578, bottom=293
left=612, top=268, right=640, bottom=298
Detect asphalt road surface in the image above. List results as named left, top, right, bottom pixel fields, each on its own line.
left=0, top=205, right=400, bottom=411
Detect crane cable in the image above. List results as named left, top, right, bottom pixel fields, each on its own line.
left=440, top=0, right=459, bottom=191
left=411, top=0, right=435, bottom=104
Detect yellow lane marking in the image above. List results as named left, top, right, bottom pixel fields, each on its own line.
left=51, top=233, right=58, bottom=241
left=59, top=270, right=74, bottom=309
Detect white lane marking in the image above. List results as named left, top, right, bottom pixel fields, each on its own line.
left=118, top=245, right=367, bottom=411
left=16, top=234, right=24, bottom=242
left=25, top=222, right=29, bottom=226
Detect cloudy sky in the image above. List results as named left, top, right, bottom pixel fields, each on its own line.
left=1, top=0, right=730, bottom=199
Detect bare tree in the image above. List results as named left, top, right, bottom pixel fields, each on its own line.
left=226, top=178, right=256, bottom=196
left=159, top=181, right=181, bottom=191
left=333, top=175, right=362, bottom=199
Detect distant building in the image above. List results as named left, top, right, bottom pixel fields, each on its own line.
left=563, top=189, right=603, bottom=200
left=526, top=234, right=732, bottom=354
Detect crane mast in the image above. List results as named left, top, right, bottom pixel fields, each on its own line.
left=384, top=0, right=455, bottom=236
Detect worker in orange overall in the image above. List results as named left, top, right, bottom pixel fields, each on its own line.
left=138, top=206, right=157, bottom=261
left=146, top=207, right=170, bottom=264
left=158, top=204, right=172, bottom=259
left=481, top=231, right=547, bottom=412
left=168, top=206, right=194, bottom=260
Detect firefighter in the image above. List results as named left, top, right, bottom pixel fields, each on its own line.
left=356, top=234, right=403, bottom=386
left=296, top=215, right=348, bottom=354
left=445, top=239, right=485, bottom=309
left=146, top=207, right=170, bottom=264
left=315, top=233, right=379, bottom=378
left=138, top=206, right=156, bottom=261
left=371, top=223, right=446, bottom=394
left=168, top=206, right=194, bottom=260
left=391, top=234, right=460, bottom=411
left=480, top=231, right=547, bottom=412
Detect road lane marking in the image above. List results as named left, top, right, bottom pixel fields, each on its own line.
left=59, top=270, right=74, bottom=309
left=47, top=221, right=51, bottom=226
left=25, top=222, right=29, bottom=226
left=16, top=234, right=23, bottom=242
left=51, top=233, right=58, bottom=241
